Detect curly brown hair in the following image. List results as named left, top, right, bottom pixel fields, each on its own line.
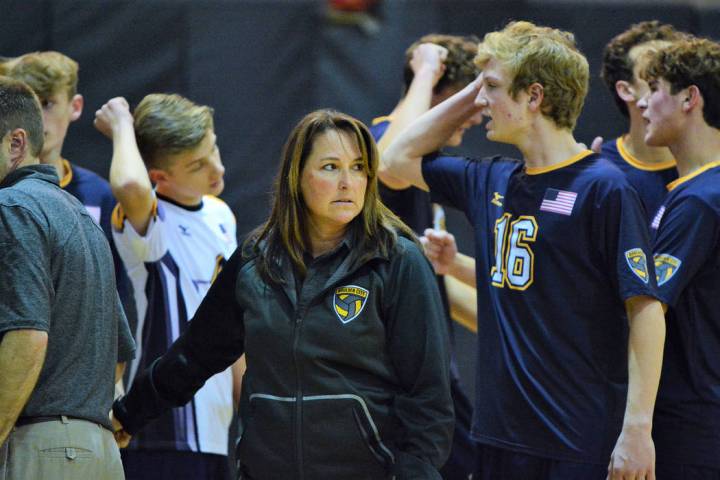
left=642, top=37, right=720, bottom=130
left=403, top=34, right=479, bottom=96
left=601, top=21, right=685, bottom=118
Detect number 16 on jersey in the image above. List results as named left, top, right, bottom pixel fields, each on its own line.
left=490, top=213, right=538, bottom=290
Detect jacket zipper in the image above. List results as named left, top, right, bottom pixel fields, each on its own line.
left=292, top=305, right=305, bottom=480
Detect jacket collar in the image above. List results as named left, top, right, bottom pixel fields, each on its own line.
left=0, top=164, right=59, bottom=189
left=276, top=234, right=392, bottom=310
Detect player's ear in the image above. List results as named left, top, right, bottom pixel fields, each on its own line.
left=70, top=94, right=84, bottom=122
left=2, top=128, right=30, bottom=174
left=527, top=83, right=544, bottom=111
left=683, top=85, right=701, bottom=113
left=148, top=168, right=169, bottom=184
left=615, top=80, right=636, bottom=103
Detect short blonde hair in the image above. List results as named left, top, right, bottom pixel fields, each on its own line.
left=8, top=51, right=78, bottom=99
left=133, top=93, right=214, bottom=170
left=475, top=21, right=589, bottom=130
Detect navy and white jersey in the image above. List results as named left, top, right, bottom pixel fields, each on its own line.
left=112, top=193, right=237, bottom=455
left=422, top=151, right=658, bottom=463
left=60, top=160, right=137, bottom=333
left=650, top=161, right=720, bottom=469
left=370, top=116, right=434, bottom=234
left=601, top=137, right=677, bottom=223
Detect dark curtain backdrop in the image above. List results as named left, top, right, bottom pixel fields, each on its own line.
left=3, top=0, right=717, bottom=401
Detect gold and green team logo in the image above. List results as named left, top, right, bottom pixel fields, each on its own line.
left=333, top=285, right=369, bottom=324
left=654, top=253, right=682, bottom=286
left=625, top=248, right=649, bottom=284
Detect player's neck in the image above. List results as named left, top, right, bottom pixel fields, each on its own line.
left=40, top=150, right=66, bottom=180
left=519, top=122, right=586, bottom=170
left=625, top=114, right=674, bottom=164
left=155, top=183, right=203, bottom=208
left=669, top=122, right=720, bottom=178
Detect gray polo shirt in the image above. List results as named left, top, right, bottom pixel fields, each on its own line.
left=0, top=164, right=135, bottom=430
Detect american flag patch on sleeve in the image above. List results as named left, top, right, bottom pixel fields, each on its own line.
left=540, top=188, right=577, bottom=216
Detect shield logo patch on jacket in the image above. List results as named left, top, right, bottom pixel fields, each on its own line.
left=333, top=285, right=369, bottom=324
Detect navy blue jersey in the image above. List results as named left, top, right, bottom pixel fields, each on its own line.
left=650, top=161, right=720, bottom=469
left=601, top=137, right=677, bottom=223
left=61, top=160, right=137, bottom=332
left=422, top=151, right=658, bottom=463
left=370, top=117, right=433, bottom=234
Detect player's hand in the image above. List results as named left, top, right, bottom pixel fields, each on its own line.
left=473, top=73, right=489, bottom=109
left=421, top=228, right=457, bottom=275
left=94, top=97, right=133, bottom=139
left=607, top=425, right=655, bottom=480
left=409, top=43, right=448, bottom=86
left=110, top=410, right=132, bottom=448
left=591, top=136, right=604, bottom=153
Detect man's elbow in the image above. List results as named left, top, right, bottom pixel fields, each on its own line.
left=0, top=330, right=48, bottom=369
left=111, top=180, right=152, bottom=205
left=3, top=329, right=48, bottom=352
left=377, top=165, right=411, bottom=191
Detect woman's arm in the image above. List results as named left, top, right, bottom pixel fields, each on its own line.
left=113, top=249, right=247, bottom=435
left=385, top=239, right=454, bottom=479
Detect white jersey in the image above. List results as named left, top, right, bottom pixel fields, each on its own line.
left=112, top=193, right=237, bottom=455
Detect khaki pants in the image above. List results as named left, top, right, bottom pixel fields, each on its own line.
left=0, top=416, right=124, bottom=480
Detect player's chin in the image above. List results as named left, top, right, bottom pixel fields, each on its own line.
left=643, top=130, right=664, bottom=148
left=208, top=179, right=225, bottom=195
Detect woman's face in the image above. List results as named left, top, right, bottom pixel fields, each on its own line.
left=300, top=128, right=368, bottom=236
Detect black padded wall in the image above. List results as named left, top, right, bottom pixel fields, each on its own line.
left=2, top=0, right=718, bottom=400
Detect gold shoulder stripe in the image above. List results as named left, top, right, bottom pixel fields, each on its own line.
left=151, top=198, right=159, bottom=219
left=59, top=159, right=73, bottom=188
left=210, top=254, right=225, bottom=284
left=371, top=115, right=393, bottom=126
left=111, top=203, right=126, bottom=232
left=111, top=198, right=158, bottom=232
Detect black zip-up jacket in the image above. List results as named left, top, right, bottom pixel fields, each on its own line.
left=114, top=235, right=453, bottom=479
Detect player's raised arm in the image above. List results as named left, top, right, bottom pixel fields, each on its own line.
left=95, top=97, right=155, bottom=235
left=377, top=43, right=447, bottom=190
left=383, top=78, right=483, bottom=191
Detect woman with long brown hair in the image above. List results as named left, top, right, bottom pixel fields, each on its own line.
left=112, top=109, right=453, bottom=479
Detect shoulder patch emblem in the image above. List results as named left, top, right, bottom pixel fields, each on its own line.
left=654, top=253, right=682, bottom=286
left=333, top=285, right=369, bottom=324
left=625, top=248, right=649, bottom=284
